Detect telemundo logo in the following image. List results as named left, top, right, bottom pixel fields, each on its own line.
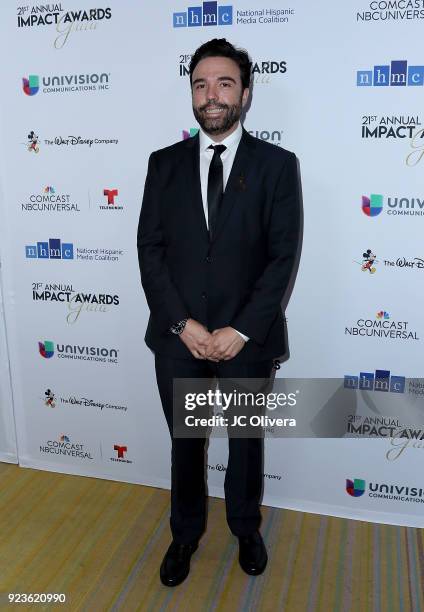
left=173, top=1, right=233, bottom=27
left=357, top=60, right=424, bottom=87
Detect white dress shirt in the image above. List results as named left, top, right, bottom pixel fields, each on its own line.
left=198, top=122, right=249, bottom=343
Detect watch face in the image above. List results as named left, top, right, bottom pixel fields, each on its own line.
left=171, top=319, right=187, bottom=334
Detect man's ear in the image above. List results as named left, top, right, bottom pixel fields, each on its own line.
left=241, top=87, right=250, bottom=107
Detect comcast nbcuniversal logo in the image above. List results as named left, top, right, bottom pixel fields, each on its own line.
left=22, top=72, right=110, bottom=96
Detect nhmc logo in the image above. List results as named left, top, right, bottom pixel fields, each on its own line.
left=344, top=369, right=405, bottom=393
left=357, top=60, right=424, bottom=86
left=25, top=239, right=74, bottom=260
left=173, top=2, right=233, bottom=27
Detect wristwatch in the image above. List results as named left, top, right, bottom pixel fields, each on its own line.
left=170, top=318, right=188, bottom=335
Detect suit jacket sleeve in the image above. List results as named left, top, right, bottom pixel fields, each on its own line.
left=230, top=152, right=300, bottom=345
left=137, top=152, right=189, bottom=333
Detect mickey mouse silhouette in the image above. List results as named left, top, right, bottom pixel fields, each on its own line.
left=45, top=388, right=56, bottom=408
left=27, top=131, right=39, bottom=153
left=361, top=249, right=377, bottom=274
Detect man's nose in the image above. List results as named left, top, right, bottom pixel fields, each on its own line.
left=205, top=83, right=219, bottom=101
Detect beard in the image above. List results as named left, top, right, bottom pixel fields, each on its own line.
left=193, top=96, right=243, bottom=136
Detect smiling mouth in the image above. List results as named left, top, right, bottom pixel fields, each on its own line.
left=204, top=107, right=226, bottom=114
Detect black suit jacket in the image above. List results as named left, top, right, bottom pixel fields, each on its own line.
left=137, top=128, right=300, bottom=363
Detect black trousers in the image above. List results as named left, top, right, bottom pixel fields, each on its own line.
left=154, top=354, right=274, bottom=544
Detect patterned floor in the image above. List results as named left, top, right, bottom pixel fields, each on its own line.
left=0, top=462, right=423, bottom=611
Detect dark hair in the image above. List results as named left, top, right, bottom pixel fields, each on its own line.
left=189, top=38, right=251, bottom=90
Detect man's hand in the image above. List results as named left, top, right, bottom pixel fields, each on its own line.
left=205, top=327, right=246, bottom=361
left=179, top=319, right=212, bottom=359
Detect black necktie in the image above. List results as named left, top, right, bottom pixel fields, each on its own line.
left=207, top=144, right=226, bottom=240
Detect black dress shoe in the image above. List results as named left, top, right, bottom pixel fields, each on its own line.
left=238, top=531, right=268, bottom=575
left=160, top=541, right=198, bottom=587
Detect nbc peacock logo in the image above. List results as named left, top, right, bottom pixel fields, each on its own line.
left=376, top=310, right=390, bottom=320
left=346, top=478, right=366, bottom=497
left=22, top=75, right=39, bottom=96
left=39, top=340, right=55, bottom=359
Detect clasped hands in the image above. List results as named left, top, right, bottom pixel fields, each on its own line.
left=179, top=318, right=245, bottom=361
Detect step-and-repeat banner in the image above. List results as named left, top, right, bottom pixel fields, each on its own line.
left=0, top=1, right=423, bottom=526
left=0, top=264, right=17, bottom=464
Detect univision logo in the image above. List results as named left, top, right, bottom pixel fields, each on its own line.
left=38, top=340, right=119, bottom=363
left=39, top=340, right=54, bottom=358
left=182, top=128, right=199, bottom=140
left=361, top=194, right=424, bottom=217
left=362, top=194, right=383, bottom=217
left=346, top=478, right=365, bottom=497
left=23, top=75, right=39, bottom=96
left=22, top=72, right=110, bottom=96
left=346, top=478, right=424, bottom=502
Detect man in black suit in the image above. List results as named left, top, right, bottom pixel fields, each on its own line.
left=138, top=38, right=300, bottom=587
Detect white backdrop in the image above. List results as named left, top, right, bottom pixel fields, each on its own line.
left=0, top=263, right=17, bottom=464
left=0, top=0, right=423, bottom=526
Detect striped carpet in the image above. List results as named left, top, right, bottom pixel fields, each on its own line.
left=0, top=463, right=423, bottom=611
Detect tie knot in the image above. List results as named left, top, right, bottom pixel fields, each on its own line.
left=208, top=144, right=226, bottom=157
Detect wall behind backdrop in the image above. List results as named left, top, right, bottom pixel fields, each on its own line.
left=0, top=0, right=423, bottom=527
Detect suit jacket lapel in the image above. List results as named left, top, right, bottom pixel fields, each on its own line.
left=211, top=129, right=256, bottom=244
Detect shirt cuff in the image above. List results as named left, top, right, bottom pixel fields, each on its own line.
left=232, top=327, right=249, bottom=342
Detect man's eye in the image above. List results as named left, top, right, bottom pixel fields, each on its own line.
left=221, top=82, right=230, bottom=87
left=196, top=84, right=205, bottom=89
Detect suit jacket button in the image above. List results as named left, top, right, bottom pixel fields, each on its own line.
left=201, top=292, right=207, bottom=299
left=205, top=256, right=212, bottom=263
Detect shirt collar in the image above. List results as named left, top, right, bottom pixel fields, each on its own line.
left=199, top=121, right=243, bottom=153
